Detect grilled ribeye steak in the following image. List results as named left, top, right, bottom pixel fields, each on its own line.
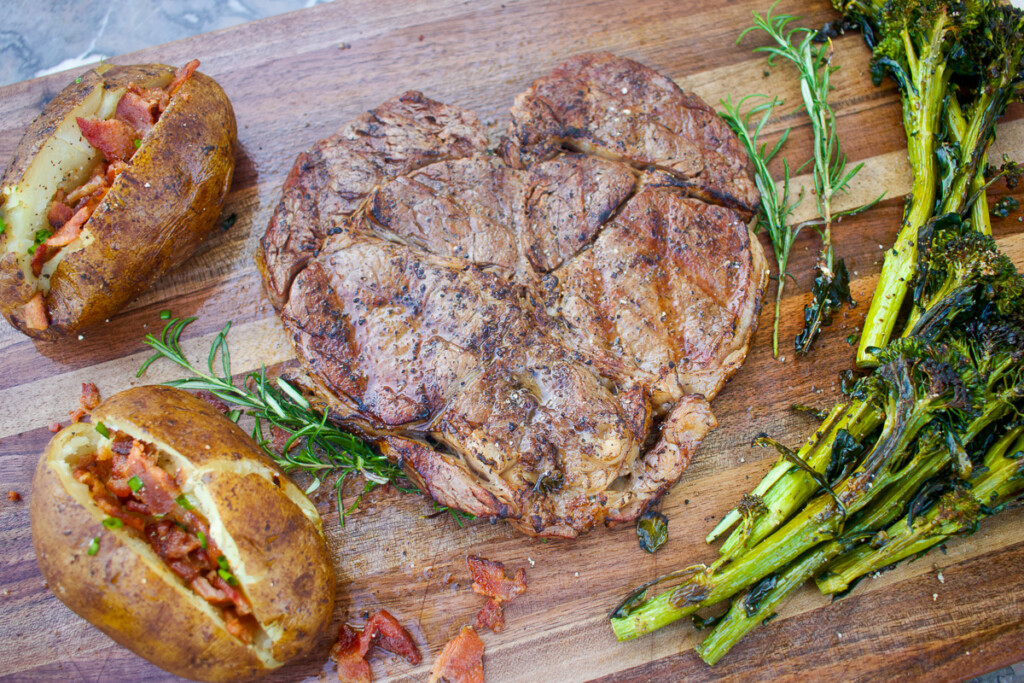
left=258, top=53, right=767, bottom=537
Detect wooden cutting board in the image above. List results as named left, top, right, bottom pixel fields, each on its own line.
left=1, top=1, right=1023, bottom=681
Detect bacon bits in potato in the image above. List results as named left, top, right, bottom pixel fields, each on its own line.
left=0, top=61, right=236, bottom=339
left=30, top=386, right=335, bottom=682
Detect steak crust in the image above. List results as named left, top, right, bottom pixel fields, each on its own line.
left=258, top=91, right=488, bottom=306
left=258, top=54, right=767, bottom=537
left=500, top=52, right=760, bottom=218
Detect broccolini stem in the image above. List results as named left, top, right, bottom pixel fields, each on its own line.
left=940, top=94, right=997, bottom=218
left=716, top=399, right=883, bottom=559
left=969, top=160, right=991, bottom=236
left=818, top=428, right=1024, bottom=594
left=856, top=19, right=951, bottom=366
left=699, top=431, right=961, bottom=663
left=942, top=94, right=999, bottom=232
left=611, top=397, right=940, bottom=641
left=708, top=403, right=848, bottom=544
left=696, top=546, right=830, bottom=665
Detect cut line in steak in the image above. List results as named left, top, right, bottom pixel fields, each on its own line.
left=258, top=53, right=768, bottom=538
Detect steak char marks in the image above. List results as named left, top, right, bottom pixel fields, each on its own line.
left=258, top=53, right=768, bottom=538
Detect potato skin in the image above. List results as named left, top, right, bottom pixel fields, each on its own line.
left=31, top=386, right=336, bottom=682
left=0, top=63, right=237, bottom=340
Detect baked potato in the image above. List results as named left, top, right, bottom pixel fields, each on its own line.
left=0, top=61, right=236, bottom=340
left=31, top=385, right=335, bottom=682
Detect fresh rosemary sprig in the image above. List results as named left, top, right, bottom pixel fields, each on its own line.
left=137, top=316, right=472, bottom=526
left=733, top=5, right=881, bottom=356
left=719, top=93, right=802, bottom=358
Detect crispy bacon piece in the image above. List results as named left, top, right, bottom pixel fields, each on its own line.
left=80, top=382, right=102, bottom=411
left=47, top=200, right=74, bottom=229
left=65, top=166, right=109, bottom=205
left=224, top=612, right=256, bottom=644
left=429, top=626, right=484, bottom=683
left=105, top=160, right=128, bottom=185
left=193, top=390, right=231, bottom=414
left=211, top=572, right=253, bottom=616
left=111, top=433, right=134, bottom=455
left=467, top=555, right=527, bottom=632
left=122, top=497, right=149, bottom=513
left=8, top=491, right=21, bottom=503
left=473, top=598, right=504, bottom=633
left=468, top=556, right=527, bottom=603
left=76, top=117, right=139, bottom=163
left=43, top=198, right=96, bottom=249
left=332, top=625, right=373, bottom=683
left=330, top=610, right=420, bottom=683
left=115, top=85, right=168, bottom=132
left=22, top=293, right=48, bottom=331
left=146, top=520, right=201, bottom=560
left=168, top=559, right=199, bottom=582
left=270, top=424, right=299, bottom=454
left=48, top=422, right=61, bottom=433
left=168, top=59, right=200, bottom=96
left=71, top=380, right=102, bottom=421
left=358, top=609, right=422, bottom=665
left=30, top=244, right=50, bottom=277
left=119, top=440, right=178, bottom=514
left=192, top=575, right=227, bottom=603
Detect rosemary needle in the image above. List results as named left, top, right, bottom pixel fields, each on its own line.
left=738, top=5, right=881, bottom=355
left=137, top=316, right=472, bottom=526
left=719, top=93, right=802, bottom=358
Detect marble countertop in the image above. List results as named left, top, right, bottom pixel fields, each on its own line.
left=0, top=0, right=330, bottom=86
left=0, top=2, right=1021, bottom=682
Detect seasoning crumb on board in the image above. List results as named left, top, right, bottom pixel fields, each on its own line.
left=7, top=491, right=21, bottom=503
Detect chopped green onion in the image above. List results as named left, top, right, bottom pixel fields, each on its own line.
left=94, top=422, right=110, bottom=438
left=87, top=537, right=99, bottom=556
left=0, top=216, right=6, bottom=235
left=102, top=517, right=123, bottom=529
left=159, top=309, right=172, bottom=320
left=197, top=531, right=208, bottom=549
left=175, top=493, right=194, bottom=510
left=218, top=568, right=239, bottom=586
left=217, top=555, right=229, bottom=570
left=127, top=476, right=144, bottom=492
left=75, top=77, right=82, bottom=84
left=133, top=139, right=141, bottom=148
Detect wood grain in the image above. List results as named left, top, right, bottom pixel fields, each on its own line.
left=1, top=0, right=1023, bottom=681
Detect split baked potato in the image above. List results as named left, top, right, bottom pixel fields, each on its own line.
left=0, top=62, right=236, bottom=339
left=31, top=385, right=335, bottom=682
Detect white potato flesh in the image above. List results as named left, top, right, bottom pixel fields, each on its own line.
left=0, top=85, right=124, bottom=291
